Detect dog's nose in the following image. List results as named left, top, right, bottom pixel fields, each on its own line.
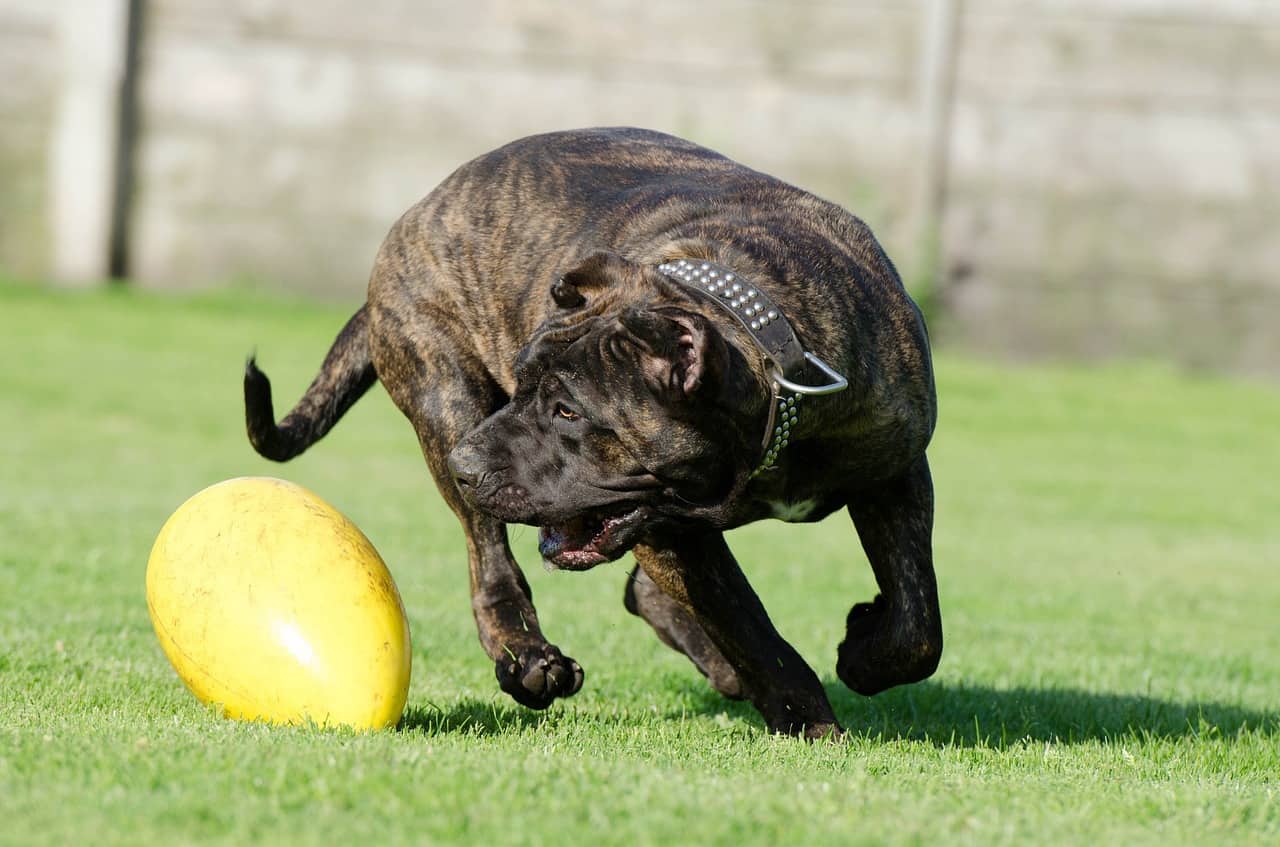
left=447, top=446, right=484, bottom=491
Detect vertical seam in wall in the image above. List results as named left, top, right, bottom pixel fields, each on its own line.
left=913, top=0, right=962, bottom=311
left=108, top=0, right=144, bottom=282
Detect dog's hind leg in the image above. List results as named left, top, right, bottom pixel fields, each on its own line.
left=837, top=455, right=942, bottom=696
left=623, top=565, right=745, bottom=700
left=371, top=307, right=583, bottom=711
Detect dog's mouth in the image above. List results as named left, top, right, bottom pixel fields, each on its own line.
left=538, top=507, right=646, bottom=570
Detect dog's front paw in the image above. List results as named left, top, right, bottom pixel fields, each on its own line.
left=837, top=594, right=941, bottom=696
left=495, top=643, right=584, bottom=709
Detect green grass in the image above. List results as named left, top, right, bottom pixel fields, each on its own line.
left=1, top=282, right=1278, bottom=846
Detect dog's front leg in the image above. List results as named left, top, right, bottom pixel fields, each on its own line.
left=838, top=455, right=942, bottom=696
left=373, top=311, right=583, bottom=711
left=460, top=511, right=584, bottom=710
left=633, top=533, right=841, bottom=740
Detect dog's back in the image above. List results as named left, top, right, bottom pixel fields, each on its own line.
left=369, top=128, right=931, bottom=432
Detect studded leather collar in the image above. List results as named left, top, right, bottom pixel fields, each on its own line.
left=656, top=259, right=848, bottom=476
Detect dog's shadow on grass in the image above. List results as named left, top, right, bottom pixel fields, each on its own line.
left=394, top=682, right=1276, bottom=745
left=397, top=699, right=554, bottom=736
left=674, top=678, right=1277, bottom=748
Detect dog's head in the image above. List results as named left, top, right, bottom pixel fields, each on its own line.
left=447, top=252, right=764, bottom=569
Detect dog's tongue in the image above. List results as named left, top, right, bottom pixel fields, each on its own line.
left=538, top=517, right=606, bottom=568
left=538, top=516, right=592, bottom=558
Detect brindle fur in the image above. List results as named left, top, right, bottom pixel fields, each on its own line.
left=245, top=128, right=941, bottom=739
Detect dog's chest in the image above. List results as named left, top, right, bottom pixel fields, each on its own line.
left=744, top=438, right=855, bottom=524
left=767, top=498, right=821, bottom=522
left=746, top=476, right=846, bottom=524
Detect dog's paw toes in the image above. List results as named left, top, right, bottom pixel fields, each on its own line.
left=835, top=651, right=893, bottom=697
left=763, top=715, right=845, bottom=740
left=805, top=722, right=845, bottom=743
left=495, top=643, right=584, bottom=710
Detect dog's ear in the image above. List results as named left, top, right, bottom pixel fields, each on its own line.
left=552, top=251, right=630, bottom=309
left=619, top=307, right=725, bottom=398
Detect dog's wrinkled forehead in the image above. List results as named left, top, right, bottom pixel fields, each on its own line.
left=513, top=316, right=604, bottom=385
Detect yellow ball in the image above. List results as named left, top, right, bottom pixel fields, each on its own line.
left=146, top=477, right=411, bottom=729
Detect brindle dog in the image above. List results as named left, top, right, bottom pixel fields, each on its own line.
left=245, top=128, right=940, bottom=739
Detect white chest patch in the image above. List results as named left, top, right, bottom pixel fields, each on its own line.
left=769, top=498, right=819, bottom=522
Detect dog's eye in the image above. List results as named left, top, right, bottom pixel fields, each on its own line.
left=555, top=403, right=581, bottom=422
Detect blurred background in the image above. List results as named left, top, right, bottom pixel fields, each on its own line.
left=2, top=0, right=1277, bottom=377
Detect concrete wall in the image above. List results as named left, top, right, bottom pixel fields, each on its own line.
left=941, top=0, right=1280, bottom=374
left=0, top=0, right=62, bottom=280
left=128, top=0, right=928, bottom=297
left=2, top=0, right=1278, bottom=376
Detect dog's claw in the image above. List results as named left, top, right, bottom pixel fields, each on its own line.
left=495, top=643, right=584, bottom=709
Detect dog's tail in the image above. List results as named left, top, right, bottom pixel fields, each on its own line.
left=244, top=304, right=378, bottom=462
